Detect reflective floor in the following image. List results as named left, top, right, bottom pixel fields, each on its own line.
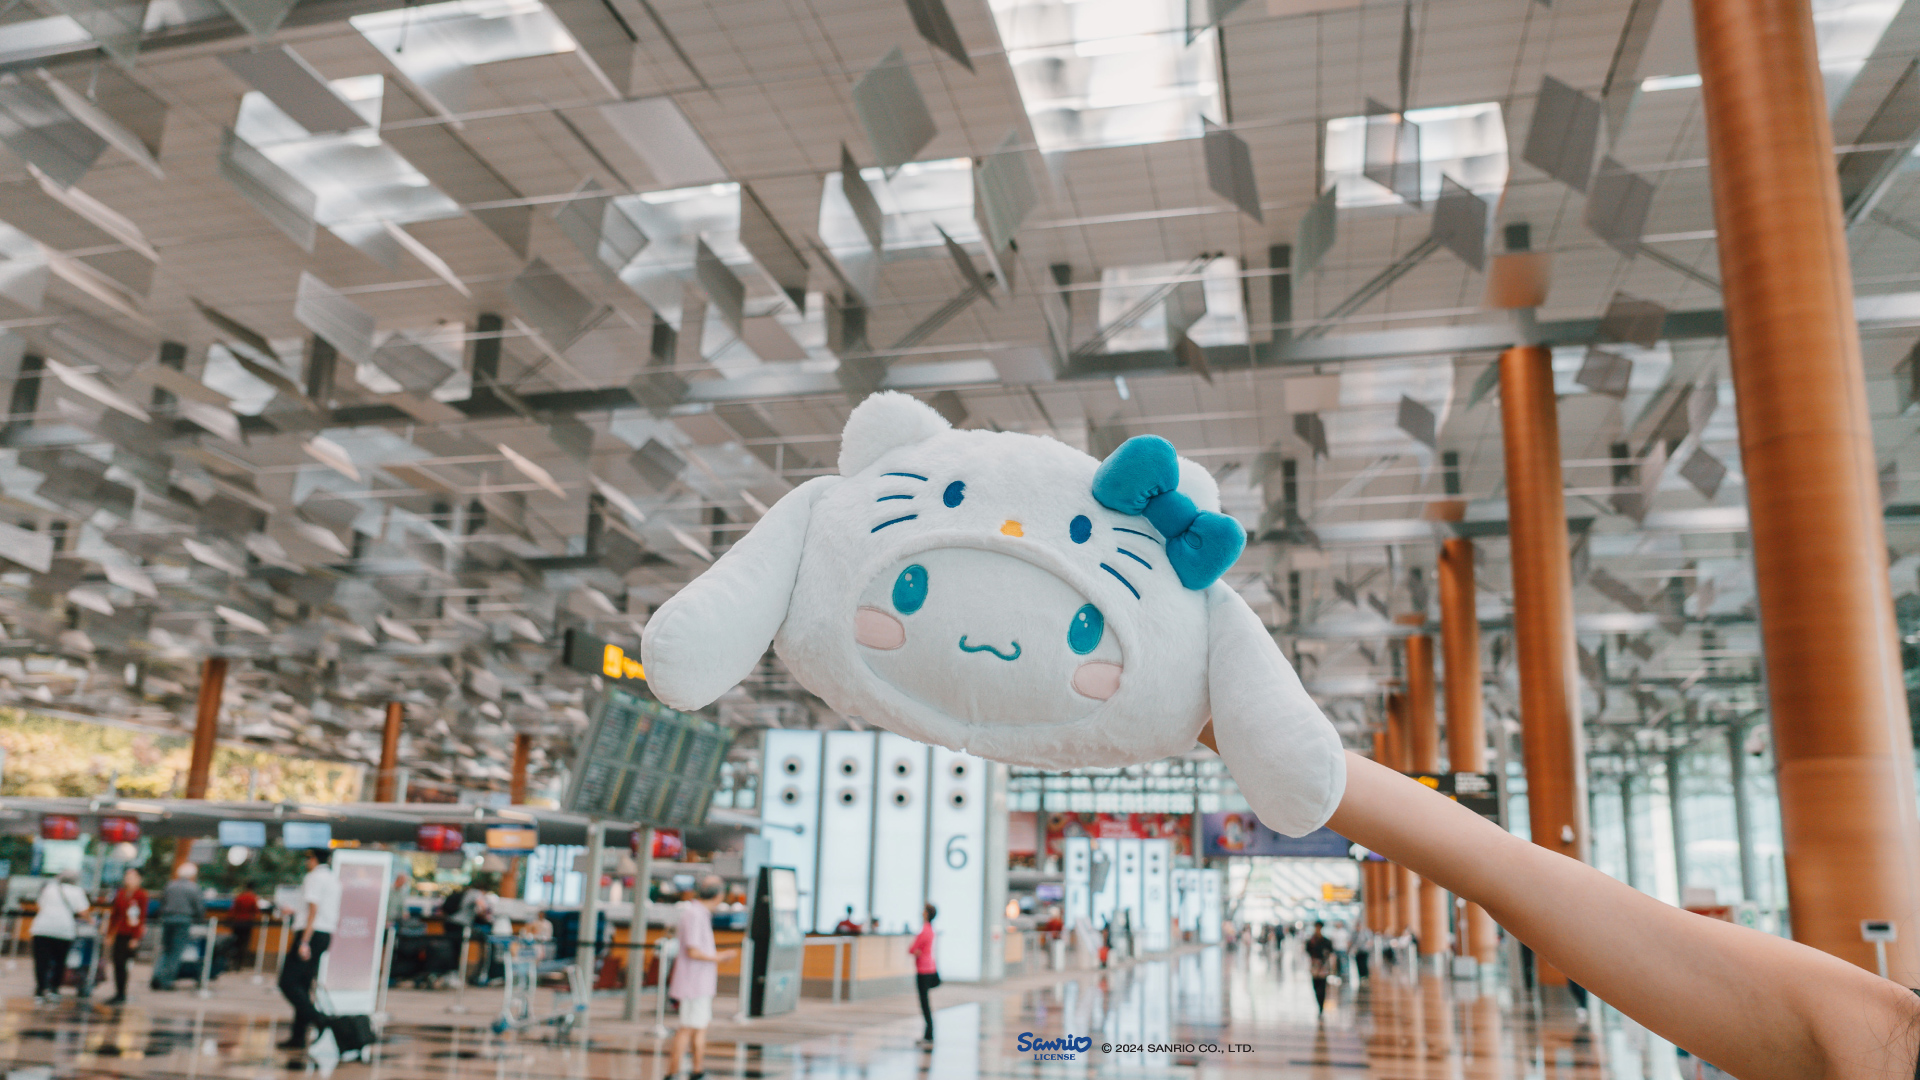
left=0, top=941, right=1703, bottom=1080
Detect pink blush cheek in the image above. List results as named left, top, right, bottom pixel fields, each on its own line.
left=1072, top=661, right=1122, bottom=700
left=855, top=606, right=906, bottom=650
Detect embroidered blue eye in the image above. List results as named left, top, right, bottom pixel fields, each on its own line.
left=1070, top=515, right=1092, bottom=543
left=943, top=481, right=965, bottom=507
left=1067, top=603, right=1104, bottom=655
left=892, top=565, right=928, bottom=614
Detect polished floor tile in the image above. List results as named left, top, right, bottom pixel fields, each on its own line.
left=0, top=940, right=1695, bottom=1080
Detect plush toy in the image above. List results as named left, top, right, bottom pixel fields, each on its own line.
left=641, top=392, right=1345, bottom=836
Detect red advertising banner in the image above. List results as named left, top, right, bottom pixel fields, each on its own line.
left=1044, top=812, right=1192, bottom=859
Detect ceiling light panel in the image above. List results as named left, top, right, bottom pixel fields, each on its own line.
left=1095, top=258, right=1247, bottom=353
left=233, top=76, right=461, bottom=233
left=1324, top=102, right=1508, bottom=209
left=987, top=0, right=1224, bottom=153
left=818, top=157, right=982, bottom=256
left=350, top=0, right=577, bottom=117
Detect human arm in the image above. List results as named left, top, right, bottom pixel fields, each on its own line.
left=1321, top=748, right=1920, bottom=1080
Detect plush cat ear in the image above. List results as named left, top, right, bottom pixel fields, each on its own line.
left=642, top=476, right=834, bottom=710
left=839, top=391, right=950, bottom=476
left=1204, top=584, right=1346, bottom=836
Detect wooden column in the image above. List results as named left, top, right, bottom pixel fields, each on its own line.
left=172, top=657, right=226, bottom=871
left=1692, top=0, right=1920, bottom=975
left=503, top=733, right=533, bottom=899
left=375, top=702, right=403, bottom=802
left=1405, top=633, right=1448, bottom=958
left=1370, top=730, right=1393, bottom=934
left=1499, top=344, right=1586, bottom=985
left=185, top=657, right=226, bottom=798
left=510, top=733, right=531, bottom=803
left=1439, top=537, right=1498, bottom=963
left=1387, top=691, right=1416, bottom=936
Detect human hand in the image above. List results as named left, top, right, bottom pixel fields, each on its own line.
left=299, top=941, right=311, bottom=960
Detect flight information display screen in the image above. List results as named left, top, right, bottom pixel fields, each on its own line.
left=565, top=687, right=731, bottom=825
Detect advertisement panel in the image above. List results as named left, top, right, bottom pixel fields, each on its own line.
left=320, top=849, right=394, bottom=1015
left=1043, top=812, right=1192, bottom=859
left=1200, top=813, right=1353, bottom=858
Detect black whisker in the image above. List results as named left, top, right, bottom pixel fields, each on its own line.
left=1114, top=527, right=1162, bottom=545
left=1117, top=547, right=1153, bottom=570
left=1100, top=563, right=1140, bottom=599
left=876, top=494, right=914, bottom=502
left=871, top=514, right=919, bottom=533
left=882, top=472, right=929, bottom=481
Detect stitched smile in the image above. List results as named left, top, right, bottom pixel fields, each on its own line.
left=957, top=636, right=1021, bottom=661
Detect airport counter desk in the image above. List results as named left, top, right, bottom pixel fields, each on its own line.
left=661, top=930, right=915, bottom=1001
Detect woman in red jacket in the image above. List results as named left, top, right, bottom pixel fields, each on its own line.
left=907, top=904, right=938, bottom=1048
left=103, top=869, right=148, bottom=1006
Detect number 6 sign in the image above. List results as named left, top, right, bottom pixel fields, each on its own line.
left=926, top=745, right=986, bottom=981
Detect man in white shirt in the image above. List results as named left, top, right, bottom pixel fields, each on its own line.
left=277, top=848, right=341, bottom=1051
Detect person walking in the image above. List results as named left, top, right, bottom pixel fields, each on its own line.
left=1304, top=921, right=1334, bottom=1018
left=908, top=903, right=939, bottom=1047
left=667, top=875, right=736, bottom=1080
left=151, top=863, right=205, bottom=989
left=103, top=869, right=149, bottom=1005
left=1351, top=925, right=1372, bottom=980
left=29, top=870, right=91, bottom=1002
left=277, top=848, right=341, bottom=1052
left=226, top=880, right=260, bottom=973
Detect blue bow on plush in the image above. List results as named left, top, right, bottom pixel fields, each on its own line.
left=1091, top=435, right=1246, bottom=590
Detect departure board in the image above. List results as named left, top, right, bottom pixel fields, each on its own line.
left=565, top=687, right=732, bottom=825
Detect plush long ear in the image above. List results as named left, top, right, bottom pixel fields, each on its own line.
left=641, top=476, right=834, bottom=710
left=838, top=391, right=949, bottom=475
left=1205, top=584, right=1346, bottom=836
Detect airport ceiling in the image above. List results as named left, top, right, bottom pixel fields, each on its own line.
left=1, top=0, right=1918, bottom=797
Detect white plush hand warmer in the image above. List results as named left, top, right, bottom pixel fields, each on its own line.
left=642, top=392, right=1345, bottom=836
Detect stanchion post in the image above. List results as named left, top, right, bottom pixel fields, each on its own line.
left=197, top=917, right=218, bottom=998
left=448, top=926, right=471, bottom=1013
left=624, top=826, right=655, bottom=1021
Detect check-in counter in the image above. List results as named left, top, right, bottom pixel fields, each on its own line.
left=797, top=933, right=916, bottom=1001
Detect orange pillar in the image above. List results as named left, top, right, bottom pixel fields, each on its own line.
left=1386, top=691, right=1416, bottom=937
left=1369, top=730, right=1392, bottom=934
left=1439, top=538, right=1498, bottom=963
left=1405, top=633, right=1449, bottom=959
left=185, top=657, right=226, bottom=799
left=510, top=734, right=531, bottom=804
left=173, top=657, right=227, bottom=871
left=375, top=702, right=403, bottom=802
left=502, top=733, right=533, bottom=899
left=1499, top=344, right=1586, bottom=986
left=1693, top=0, right=1920, bottom=975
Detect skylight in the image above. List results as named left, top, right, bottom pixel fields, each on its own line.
left=232, top=75, right=460, bottom=231
left=350, top=0, right=576, bottom=116
left=986, top=0, right=1224, bottom=153
left=817, top=158, right=982, bottom=253
left=1095, top=259, right=1247, bottom=353
left=1322, top=102, right=1507, bottom=209
left=1812, top=0, right=1901, bottom=108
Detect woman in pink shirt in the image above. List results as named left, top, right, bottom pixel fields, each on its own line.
left=908, top=903, right=938, bottom=1046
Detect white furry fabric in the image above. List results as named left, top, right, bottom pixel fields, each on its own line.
left=642, top=392, right=1346, bottom=835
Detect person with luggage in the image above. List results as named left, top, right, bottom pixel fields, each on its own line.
left=29, top=870, right=92, bottom=1003
left=277, top=848, right=341, bottom=1053
left=151, top=863, right=205, bottom=989
left=103, top=869, right=148, bottom=1005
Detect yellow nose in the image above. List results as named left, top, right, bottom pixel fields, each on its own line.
left=1001, top=520, right=1024, bottom=537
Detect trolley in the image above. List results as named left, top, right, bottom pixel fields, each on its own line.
left=490, top=937, right=587, bottom=1038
